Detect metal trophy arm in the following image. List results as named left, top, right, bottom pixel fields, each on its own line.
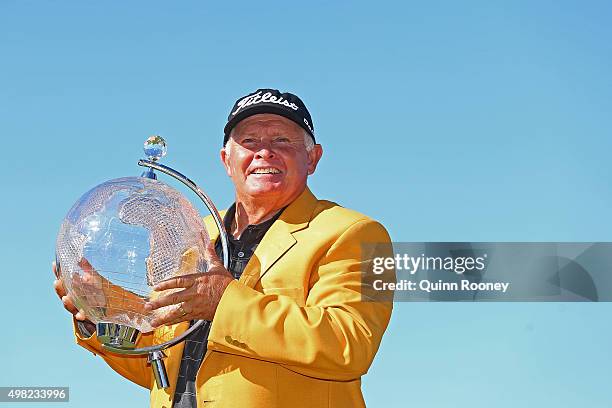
left=98, top=136, right=230, bottom=389
left=101, top=160, right=230, bottom=355
left=137, top=159, right=230, bottom=270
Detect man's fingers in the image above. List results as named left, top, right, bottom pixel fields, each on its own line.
left=202, top=239, right=222, bottom=265
left=72, top=273, right=87, bottom=290
left=153, top=274, right=198, bottom=291
left=78, top=257, right=93, bottom=271
left=73, top=270, right=100, bottom=289
left=54, top=260, right=92, bottom=321
left=53, top=279, right=67, bottom=298
left=82, top=271, right=103, bottom=288
left=61, top=295, right=79, bottom=315
left=78, top=257, right=100, bottom=278
left=151, top=304, right=190, bottom=328
left=145, top=287, right=193, bottom=311
left=75, top=309, right=88, bottom=321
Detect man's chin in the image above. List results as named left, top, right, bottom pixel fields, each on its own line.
left=243, top=185, right=285, bottom=198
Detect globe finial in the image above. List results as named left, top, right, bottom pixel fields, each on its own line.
left=144, top=135, right=167, bottom=162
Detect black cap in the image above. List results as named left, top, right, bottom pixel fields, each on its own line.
left=223, top=89, right=315, bottom=146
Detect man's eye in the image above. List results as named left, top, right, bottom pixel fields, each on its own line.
left=273, top=137, right=291, bottom=144
left=241, top=138, right=257, bottom=144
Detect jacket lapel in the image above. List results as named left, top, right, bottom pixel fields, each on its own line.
left=204, top=187, right=318, bottom=288
left=240, top=187, right=318, bottom=288
left=198, top=188, right=318, bottom=369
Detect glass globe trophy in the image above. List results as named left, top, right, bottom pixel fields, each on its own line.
left=55, top=135, right=229, bottom=389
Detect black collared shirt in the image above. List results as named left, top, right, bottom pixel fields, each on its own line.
left=172, top=204, right=283, bottom=408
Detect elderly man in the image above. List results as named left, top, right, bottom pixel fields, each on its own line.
left=53, top=89, right=393, bottom=407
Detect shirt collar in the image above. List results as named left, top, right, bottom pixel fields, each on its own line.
left=223, top=203, right=285, bottom=239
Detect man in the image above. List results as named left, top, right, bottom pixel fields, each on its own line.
left=53, top=88, right=393, bottom=407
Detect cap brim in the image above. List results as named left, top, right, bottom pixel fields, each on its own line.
left=223, top=105, right=315, bottom=145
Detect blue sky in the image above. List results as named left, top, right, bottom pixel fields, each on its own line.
left=1, top=1, right=612, bottom=407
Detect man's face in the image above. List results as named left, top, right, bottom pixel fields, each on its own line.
left=221, top=114, right=322, bottom=204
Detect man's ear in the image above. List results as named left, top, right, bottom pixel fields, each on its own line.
left=307, top=144, right=323, bottom=175
left=220, top=147, right=232, bottom=177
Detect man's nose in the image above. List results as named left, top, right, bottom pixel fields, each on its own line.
left=254, top=144, right=275, bottom=160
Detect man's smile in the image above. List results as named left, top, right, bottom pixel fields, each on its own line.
left=248, top=167, right=283, bottom=175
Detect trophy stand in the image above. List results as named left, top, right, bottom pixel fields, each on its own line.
left=96, top=135, right=229, bottom=389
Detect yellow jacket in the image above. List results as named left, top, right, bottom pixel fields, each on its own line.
left=74, top=187, right=393, bottom=408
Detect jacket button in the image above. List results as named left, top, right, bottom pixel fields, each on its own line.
left=232, top=339, right=241, bottom=347
left=225, top=336, right=233, bottom=343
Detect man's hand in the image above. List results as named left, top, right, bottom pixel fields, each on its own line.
left=52, top=260, right=97, bottom=333
left=145, top=242, right=234, bottom=327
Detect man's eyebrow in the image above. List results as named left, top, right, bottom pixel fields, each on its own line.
left=234, top=132, right=257, bottom=139
left=237, top=127, right=298, bottom=137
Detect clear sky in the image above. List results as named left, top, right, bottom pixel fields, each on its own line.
left=1, top=1, right=612, bottom=407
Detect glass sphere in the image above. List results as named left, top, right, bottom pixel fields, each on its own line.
left=144, top=135, right=167, bottom=161
left=56, top=177, right=209, bottom=333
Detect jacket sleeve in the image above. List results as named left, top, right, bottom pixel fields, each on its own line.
left=73, top=318, right=154, bottom=389
left=207, top=219, right=394, bottom=381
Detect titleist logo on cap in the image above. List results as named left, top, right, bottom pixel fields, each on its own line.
left=232, top=91, right=300, bottom=116
left=223, top=88, right=316, bottom=146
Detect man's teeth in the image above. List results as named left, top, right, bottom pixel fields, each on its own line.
left=252, top=168, right=281, bottom=174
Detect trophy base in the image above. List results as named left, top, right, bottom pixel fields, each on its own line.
left=96, top=322, right=140, bottom=349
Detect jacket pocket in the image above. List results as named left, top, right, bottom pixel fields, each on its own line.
left=199, top=376, right=221, bottom=404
